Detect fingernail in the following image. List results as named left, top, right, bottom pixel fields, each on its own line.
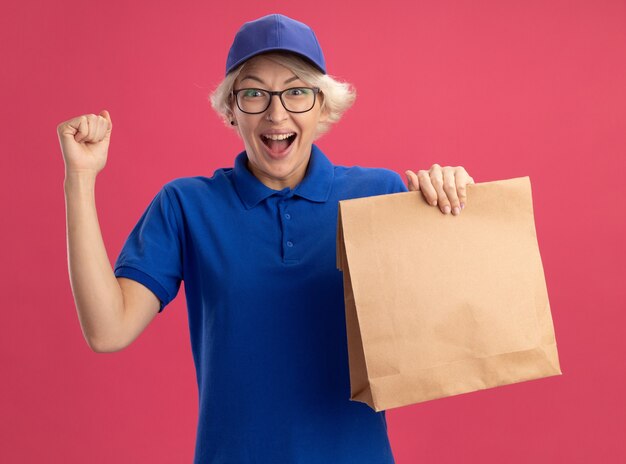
left=431, top=200, right=437, bottom=206
left=453, top=206, right=460, bottom=215
left=443, top=205, right=451, bottom=214
left=460, top=202, right=465, bottom=210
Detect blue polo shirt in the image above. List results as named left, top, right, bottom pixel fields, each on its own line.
left=114, top=143, right=408, bottom=463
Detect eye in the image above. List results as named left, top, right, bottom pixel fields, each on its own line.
left=242, top=89, right=264, bottom=98
left=286, top=88, right=311, bottom=96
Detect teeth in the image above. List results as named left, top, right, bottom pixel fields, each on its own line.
left=262, top=133, right=295, bottom=141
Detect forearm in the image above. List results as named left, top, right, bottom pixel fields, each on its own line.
left=64, top=173, right=125, bottom=352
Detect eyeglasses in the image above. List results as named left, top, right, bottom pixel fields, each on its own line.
left=232, top=87, right=321, bottom=114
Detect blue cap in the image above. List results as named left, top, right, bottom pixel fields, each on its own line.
left=225, top=14, right=327, bottom=76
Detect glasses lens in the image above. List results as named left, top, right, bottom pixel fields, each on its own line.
left=282, top=88, right=315, bottom=112
left=237, top=89, right=270, bottom=113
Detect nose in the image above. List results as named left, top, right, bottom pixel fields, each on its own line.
left=266, top=94, right=288, bottom=122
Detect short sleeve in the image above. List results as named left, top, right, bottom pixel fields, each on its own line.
left=114, top=186, right=183, bottom=313
left=385, top=170, right=409, bottom=194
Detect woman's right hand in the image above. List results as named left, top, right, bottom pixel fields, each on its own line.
left=57, top=110, right=113, bottom=176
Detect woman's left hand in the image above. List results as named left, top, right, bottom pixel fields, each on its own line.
left=405, top=165, right=475, bottom=216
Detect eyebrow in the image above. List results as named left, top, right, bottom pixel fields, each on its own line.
left=239, top=75, right=301, bottom=85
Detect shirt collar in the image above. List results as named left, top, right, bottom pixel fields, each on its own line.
left=232, top=143, right=334, bottom=209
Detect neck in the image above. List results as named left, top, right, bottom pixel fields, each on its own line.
left=247, top=153, right=312, bottom=191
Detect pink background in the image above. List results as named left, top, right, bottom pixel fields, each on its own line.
left=2, top=0, right=625, bottom=462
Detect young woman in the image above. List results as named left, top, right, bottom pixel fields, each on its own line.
left=58, top=13, right=474, bottom=464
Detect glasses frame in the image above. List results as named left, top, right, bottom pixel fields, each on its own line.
left=231, top=87, right=321, bottom=114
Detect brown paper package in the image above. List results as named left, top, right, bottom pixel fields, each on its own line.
left=336, top=176, right=562, bottom=412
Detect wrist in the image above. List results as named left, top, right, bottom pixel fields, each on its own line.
left=64, top=171, right=97, bottom=192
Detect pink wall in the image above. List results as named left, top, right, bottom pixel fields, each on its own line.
left=2, top=0, right=624, bottom=462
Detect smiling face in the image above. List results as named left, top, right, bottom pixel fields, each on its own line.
left=230, top=55, right=328, bottom=190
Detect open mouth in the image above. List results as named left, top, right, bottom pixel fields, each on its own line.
left=260, top=133, right=297, bottom=153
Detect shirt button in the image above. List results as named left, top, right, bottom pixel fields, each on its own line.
left=285, top=213, right=291, bottom=220
left=286, top=241, right=293, bottom=247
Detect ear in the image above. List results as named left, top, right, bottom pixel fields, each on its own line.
left=318, top=94, right=330, bottom=123
left=225, top=111, right=241, bottom=137
left=227, top=96, right=238, bottom=124
left=231, top=119, right=241, bottom=137
left=226, top=106, right=238, bottom=127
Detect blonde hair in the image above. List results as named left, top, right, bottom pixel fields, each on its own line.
left=209, top=51, right=356, bottom=139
